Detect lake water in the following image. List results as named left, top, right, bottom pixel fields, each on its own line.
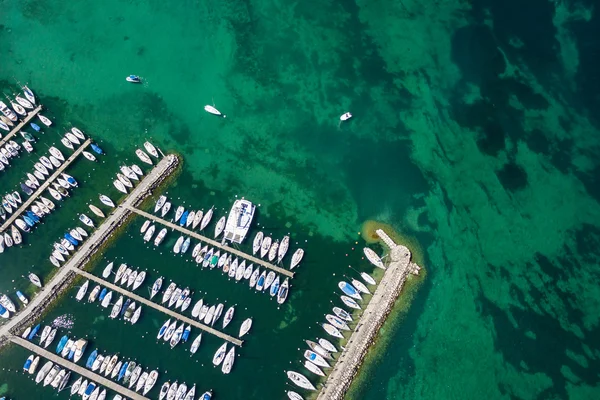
left=1, top=0, right=599, bottom=399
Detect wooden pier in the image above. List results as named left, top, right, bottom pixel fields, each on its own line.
left=0, top=155, right=179, bottom=341
left=126, top=206, right=295, bottom=278
left=0, top=138, right=91, bottom=233
left=315, top=233, right=417, bottom=400
left=10, top=336, right=148, bottom=400
left=73, top=268, right=243, bottom=346
left=0, top=105, right=43, bottom=147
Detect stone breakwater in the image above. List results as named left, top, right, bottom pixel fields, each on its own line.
left=316, top=230, right=418, bottom=400
left=0, top=154, right=180, bottom=346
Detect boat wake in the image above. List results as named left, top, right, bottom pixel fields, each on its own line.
left=52, top=314, right=75, bottom=329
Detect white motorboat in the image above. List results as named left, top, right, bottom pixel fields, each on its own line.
left=287, top=371, right=316, bottom=391
left=278, top=235, right=290, bottom=263
left=260, top=236, right=272, bottom=258
left=290, top=248, right=304, bottom=269
left=204, top=104, right=226, bottom=117
left=212, top=342, right=228, bottom=366
left=214, top=216, right=226, bottom=238
left=154, top=195, right=167, bottom=213
left=38, top=114, right=52, bottom=126
left=161, top=202, right=172, bottom=217
left=72, top=127, right=85, bottom=140
left=136, top=149, right=153, bottom=165
left=173, top=236, right=184, bottom=254
left=126, top=75, right=141, bottom=83
left=99, top=194, right=115, bottom=207
left=363, top=247, right=385, bottom=269
left=83, top=151, right=96, bottom=161
left=318, top=338, right=338, bottom=353
left=144, top=141, right=159, bottom=157
left=252, top=232, right=263, bottom=255
left=154, top=228, right=167, bottom=245
left=150, top=277, right=162, bottom=299
left=222, top=199, right=255, bottom=244
left=141, top=220, right=151, bottom=233
left=340, top=112, right=352, bottom=121
left=221, top=347, right=235, bottom=374
left=117, top=173, right=133, bottom=188
left=114, top=180, right=128, bottom=193
left=199, top=206, right=213, bottom=231
left=239, top=318, right=252, bottom=337
left=143, top=225, right=156, bottom=242
left=79, top=214, right=95, bottom=227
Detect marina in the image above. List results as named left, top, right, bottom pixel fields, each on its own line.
left=74, top=268, right=243, bottom=346
left=0, top=105, right=42, bottom=148
left=126, top=206, right=295, bottom=278
left=0, top=138, right=91, bottom=233
left=9, top=335, right=148, bottom=400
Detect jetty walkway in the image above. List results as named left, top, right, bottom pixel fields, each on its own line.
left=0, top=138, right=91, bottom=233
left=10, top=336, right=148, bottom=400
left=0, top=155, right=179, bottom=341
left=126, top=206, right=294, bottom=278
left=0, top=105, right=42, bottom=147
left=316, top=230, right=418, bottom=400
left=73, top=268, right=243, bottom=346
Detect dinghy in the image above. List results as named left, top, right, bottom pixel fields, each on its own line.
left=91, top=143, right=104, bottom=154
left=89, top=204, right=105, bottom=218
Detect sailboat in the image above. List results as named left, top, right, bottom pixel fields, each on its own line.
left=204, top=105, right=226, bottom=118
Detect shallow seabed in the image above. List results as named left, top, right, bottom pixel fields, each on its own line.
left=1, top=0, right=600, bottom=399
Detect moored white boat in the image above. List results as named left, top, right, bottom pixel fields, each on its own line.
left=144, top=141, right=159, bottom=157
left=83, top=151, right=96, bottom=161
left=252, top=232, right=263, bottom=255
left=99, top=194, right=115, bottom=207
left=204, top=104, right=226, bottom=117
left=286, top=371, right=316, bottom=391
left=136, top=149, right=153, bottom=165
left=38, top=114, right=52, bottom=126
left=239, top=318, right=252, bottom=337
left=363, top=247, right=385, bottom=269
left=322, top=323, right=344, bottom=339
left=290, top=248, right=304, bottom=269
left=212, top=342, right=227, bottom=366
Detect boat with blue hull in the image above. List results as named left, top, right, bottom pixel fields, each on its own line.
left=30, top=122, right=41, bottom=132
left=27, top=324, right=41, bottom=340
left=179, top=210, right=189, bottom=227
left=64, top=233, right=79, bottom=246
left=338, top=281, right=362, bottom=301
left=55, top=335, right=69, bottom=354
left=86, top=349, right=98, bottom=368
left=90, top=143, right=104, bottom=155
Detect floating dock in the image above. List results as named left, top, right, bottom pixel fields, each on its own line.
left=10, top=336, right=148, bottom=400
left=316, top=231, right=418, bottom=400
left=0, top=138, right=91, bottom=233
left=0, top=105, right=43, bottom=147
left=74, top=268, right=243, bottom=346
left=126, top=206, right=295, bottom=278
left=0, top=154, right=180, bottom=341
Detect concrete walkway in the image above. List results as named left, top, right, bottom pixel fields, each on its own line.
left=11, top=336, right=148, bottom=400
left=0, top=105, right=42, bottom=147
left=315, top=232, right=415, bottom=400
left=126, top=206, right=294, bottom=278
left=0, top=138, right=91, bottom=233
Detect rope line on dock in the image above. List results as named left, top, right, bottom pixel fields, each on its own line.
left=72, top=268, right=244, bottom=346
left=0, top=105, right=43, bottom=147
left=10, top=336, right=148, bottom=400
left=125, top=206, right=295, bottom=278
left=0, top=138, right=92, bottom=233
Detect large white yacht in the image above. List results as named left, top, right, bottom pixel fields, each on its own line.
left=223, top=199, right=255, bottom=244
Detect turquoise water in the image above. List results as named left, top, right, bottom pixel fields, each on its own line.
left=2, top=0, right=600, bottom=399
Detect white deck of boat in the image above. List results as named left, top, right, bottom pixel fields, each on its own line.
left=0, top=104, right=42, bottom=148
left=0, top=138, right=92, bottom=233
left=10, top=336, right=148, bottom=400
left=125, top=206, right=295, bottom=278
